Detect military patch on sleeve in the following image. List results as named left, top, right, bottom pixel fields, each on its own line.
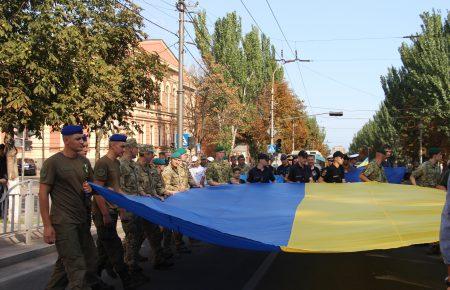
left=96, top=168, right=106, bottom=177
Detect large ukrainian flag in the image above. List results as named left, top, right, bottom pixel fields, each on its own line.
left=91, top=183, right=444, bottom=252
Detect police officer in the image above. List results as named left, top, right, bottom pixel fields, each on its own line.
left=287, top=150, right=312, bottom=183
left=92, top=134, right=144, bottom=289
left=276, top=154, right=291, bottom=178
left=206, top=145, right=232, bottom=186
left=39, top=125, right=103, bottom=290
left=410, top=147, right=443, bottom=188
left=319, top=151, right=346, bottom=183
left=359, top=148, right=387, bottom=183
left=247, top=153, right=275, bottom=183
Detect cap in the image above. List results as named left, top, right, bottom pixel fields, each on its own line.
left=153, top=158, right=166, bottom=165
left=82, top=134, right=88, bottom=142
left=215, top=145, right=225, bottom=152
left=207, top=156, right=214, bottom=162
left=109, top=134, right=127, bottom=142
left=124, top=138, right=138, bottom=148
left=376, top=148, right=386, bottom=155
left=287, top=155, right=293, bottom=160
left=61, top=125, right=83, bottom=136
left=191, top=156, right=199, bottom=162
left=333, top=151, right=345, bottom=158
left=280, top=154, right=287, bottom=160
left=428, top=147, right=441, bottom=156
left=349, top=153, right=359, bottom=159
left=298, top=150, right=308, bottom=159
left=258, top=153, right=269, bottom=161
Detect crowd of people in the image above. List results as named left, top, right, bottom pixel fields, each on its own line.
left=30, top=125, right=449, bottom=289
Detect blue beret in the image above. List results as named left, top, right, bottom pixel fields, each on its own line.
left=109, top=134, right=127, bottom=142
left=61, top=125, right=83, bottom=136
left=153, top=158, right=166, bottom=165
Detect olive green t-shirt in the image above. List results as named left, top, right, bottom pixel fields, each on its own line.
left=40, top=152, right=93, bottom=224
left=92, top=155, right=121, bottom=213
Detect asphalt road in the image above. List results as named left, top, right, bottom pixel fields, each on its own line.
left=1, top=240, right=446, bottom=290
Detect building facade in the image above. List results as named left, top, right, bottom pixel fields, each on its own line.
left=1, top=39, right=195, bottom=167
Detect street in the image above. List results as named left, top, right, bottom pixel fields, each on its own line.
left=1, top=240, right=446, bottom=290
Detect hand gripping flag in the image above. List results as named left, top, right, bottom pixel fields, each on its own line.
left=91, top=182, right=444, bottom=253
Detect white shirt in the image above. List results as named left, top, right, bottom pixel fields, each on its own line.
left=189, top=165, right=206, bottom=185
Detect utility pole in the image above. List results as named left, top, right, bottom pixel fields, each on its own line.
left=270, top=50, right=311, bottom=147
left=418, top=120, right=423, bottom=164
left=176, top=0, right=186, bottom=149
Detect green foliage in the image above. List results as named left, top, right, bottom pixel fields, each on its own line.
left=350, top=10, right=449, bottom=162
left=0, top=0, right=165, bottom=136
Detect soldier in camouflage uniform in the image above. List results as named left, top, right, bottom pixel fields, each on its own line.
left=176, top=148, right=201, bottom=188
left=410, top=147, right=443, bottom=188
left=359, top=148, right=387, bottom=183
left=119, top=138, right=147, bottom=277
left=136, top=145, right=174, bottom=269
left=237, top=155, right=251, bottom=174
left=206, top=145, right=232, bottom=186
left=161, top=150, right=193, bottom=253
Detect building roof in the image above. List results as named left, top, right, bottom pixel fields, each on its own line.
left=140, top=39, right=178, bottom=69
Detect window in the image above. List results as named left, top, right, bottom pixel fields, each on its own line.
left=165, top=85, right=170, bottom=111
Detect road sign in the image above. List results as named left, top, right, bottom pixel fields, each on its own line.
left=175, top=133, right=191, bottom=148
left=268, top=144, right=276, bottom=154
left=266, top=129, right=278, bottom=135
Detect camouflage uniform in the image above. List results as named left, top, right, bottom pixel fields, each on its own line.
left=136, top=161, right=171, bottom=267
left=206, top=160, right=232, bottom=184
left=362, top=160, right=387, bottom=182
left=162, top=164, right=190, bottom=191
left=411, top=160, right=441, bottom=188
left=161, top=163, right=191, bottom=252
left=119, top=158, right=143, bottom=272
left=237, top=163, right=251, bottom=175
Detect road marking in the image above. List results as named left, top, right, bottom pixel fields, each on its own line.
left=374, top=275, right=432, bottom=288
left=242, top=252, right=278, bottom=290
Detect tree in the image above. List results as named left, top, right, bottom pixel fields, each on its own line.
left=0, top=0, right=165, bottom=159
left=350, top=10, right=449, bottom=162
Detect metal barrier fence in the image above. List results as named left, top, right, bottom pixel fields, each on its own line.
left=0, top=179, right=42, bottom=244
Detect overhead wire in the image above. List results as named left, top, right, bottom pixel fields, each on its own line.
left=118, top=0, right=178, bottom=37
left=264, top=0, right=314, bottom=113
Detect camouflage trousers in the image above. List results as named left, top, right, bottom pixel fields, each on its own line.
left=141, top=220, right=168, bottom=265
left=46, top=222, right=99, bottom=290
left=122, top=214, right=144, bottom=272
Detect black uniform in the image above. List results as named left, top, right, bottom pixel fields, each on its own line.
left=247, top=166, right=275, bottom=183
left=276, top=164, right=291, bottom=176
left=287, top=163, right=311, bottom=183
left=308, top=166, right=321, bottom=182
left=321, top=164, right=345, bottom=183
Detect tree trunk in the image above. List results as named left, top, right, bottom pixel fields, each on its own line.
left=95, top=129, right=102, bottom=161
left=231, top=125, right=238, bottom=150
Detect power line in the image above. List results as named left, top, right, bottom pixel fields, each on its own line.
left=302, top=65, right=382, bottom=99
left=264, top=0, right=314, bottom=113
left=313, top=58, right=400, bottom=63
left=139, top=0, right=178, bottom=19
left=118, top=0, right=178, bottom=37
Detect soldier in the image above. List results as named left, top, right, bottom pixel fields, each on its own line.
left=92, top=134, right=144, bottom=289
left=119, top=138, right=148, bottom=278
left=39, top=125, right=104, bottom=290
left=161, top=151, right=192, bottom=253
left=136, top=145, right=173, bottom=269
left=236, top=154, right=251, bottom=174
left=410, top=147, right=443, bottom=188
left=359, top=148, right=387, bottom=183
left=176, top=148, right=201, bottom=188
left=79, top=134, right=89, bottom=158
left=206, top=146, right=232, bottom=186
left=319, top=151, right=345, bottom=183
left=230, top=155, right=238, bottom=169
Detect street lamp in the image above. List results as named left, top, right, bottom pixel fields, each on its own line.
left=279, top=111, right=344, bottom=152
